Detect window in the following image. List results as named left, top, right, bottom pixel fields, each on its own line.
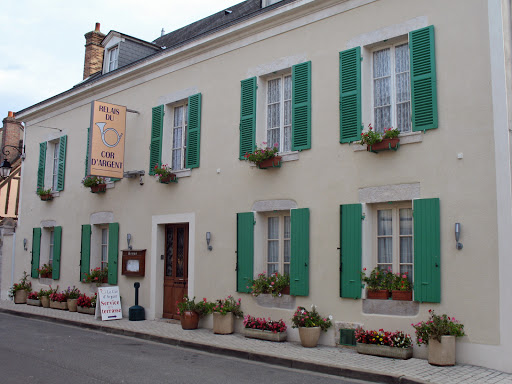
left=375, top=204, right=413, bottom=279
left=372, top=43, right=411, bottom=133
left=108, top=46, right=119, bottom=72
left=266, top=75, right=292, bottom=152
left=30, top=226, right=61, bottom=280
left=52, top=140, right=60, bottom=191
left=37, top=136, right=67, bottom=193
left=48, top=229, right=54, bottom=267
left=266, top=214, right=291, bottom=275
left=101, top=227, right=108, bottom=271
left=172, top=103, right=188, bottom=171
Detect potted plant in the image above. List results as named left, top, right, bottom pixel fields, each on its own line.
left=412, top=309, right=466, bottom=366
left=361, top=267, right=390, bottom=299
left=37, top=187, right=53, bottom=201
left=39, top=288, right=52, bottom=308
left=27, top=291, right=41, bottom=306
left=244, top=142, right=281, bottom=169
left=38, top=263, right=53, bottom=278
left=391, top=272, right=413, bottom=301
left=77, top=293, right=97, bottom=315
left=82, top=267, right=108, bottom=285
left=248, top=272, right=290, bottom=297
left=49, top=290, right=68, bottom=310
left=153, top=164, right=177, bottom=184
left=359, top=124, right=400, bottom=153
left=82, top=175, right=107, bottom=193
left=291, top=305, right=333, bottom=348
left=212, top=296, right=243, bottom=334
left=242, top=315, right=287, bottom=342
left=355, top=328, right=413, bottom=359
left=177, top=296, right=214, bottom=330
left=8, top=271, right=32, bottom=304
left=65, top=286, right=81, bottom=312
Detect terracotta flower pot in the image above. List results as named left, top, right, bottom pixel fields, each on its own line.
left=367, top=138, right=400, bottom=152
left=257, top=156, right=282, bottom=169
left=40, top=272, right=52, bottom=278
left=180, top=311, right=200, bottom=330
left=391, top=290, right=412, bottom=301
left=90, top=184, right=107, bottom=193
left=67, top=299, right=78, bottom=312
left=428, top=336, right=456, bottom=366
left=158, top=174, right=177, bottom=184
left=14, top=290, right=27, bottom=304
left=40, top=194, right=53, bottom=201
left=213, top=312, right=234, bottom=334
left=298, top=326, right=321, bottom=348
left=366, top=289, right=389, bottom=300
left=40, top=296, right=50, bottom=308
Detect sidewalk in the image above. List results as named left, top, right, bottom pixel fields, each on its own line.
left=1, top=300, right=511, bottom=384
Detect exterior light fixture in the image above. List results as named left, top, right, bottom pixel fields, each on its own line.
left=455, top=223, right=463, bottom=250
left=0, top=144, right=25, bottom=179
left=206, top=232, right=212, bottom=251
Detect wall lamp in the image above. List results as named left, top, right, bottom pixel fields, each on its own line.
left=455, top=223, right=463, bottom=250
left=127, top=233, right=133, bottom=250
left=0, top=144, right=25, bottom=178
left=206, top=232, right=213, bottom=251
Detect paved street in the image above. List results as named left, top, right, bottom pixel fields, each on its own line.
left=0, top=313, right=372, bottom=384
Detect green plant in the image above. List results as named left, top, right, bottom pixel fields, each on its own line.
left=37, top=263, right=53, bottom=276
left=153, top=164, right=173, bottom=181
left=82, top=175, right=106, bottom=187
left=38, top=288, right=52, bottom=297
left=36, top=187, right=52, bottom=196
left=243, top=142, right=279, bottom=164
left=359, top=124, right=382, bottom=146
left=28, top=291, right=39, bottom=300
left=212, top=296, right=243, bottom=317
left=382, top=127, right=400, bottom=139
left=8, top=271, right=32, bottom=298
left=291, top=305, right=333, bottom=332
left=411, top=310, right=465, bottom=346
left=391, top=272, right=412, bottom=291
left=77, top=293, right=97, bottom=308
left=361, top=267, right=391, bottom=291
left=177, top=296, right=214, bottom=317
left=82, top=267, right=108, bottom=285
left=65, top=286, right=81, bottom=300
left=248, top=272, right=290, bottom=297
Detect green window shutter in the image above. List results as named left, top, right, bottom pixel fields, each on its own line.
left=339, top=47, right=362, bottom=143
left=85, top=127, right=90, bottom=177
left=149, top=105, right=164, bottom=175
left=108, top=222, right=119, bottom=285
left=410, top=25, right=438, bottom=131
left=413, top=198, right=441, bottom=303
left=292, top=61, right=311, bottom=151
left=37, top=142, right=47, bottom=190
left=80, top=225, right=91, bottom=282
left=186, top=93, right=202, bottom=169
left=56, top=136, right=67, bottom=191
left=340, top=204, right=362, bottom=299
left=236, top=212, right=254, bottom=293
left=290, top=208, right=309, bottom=296
left=52, top=226, right=62, bottom=280
left=31, top=228, right=42, bottom=278
left=239, top=77, right=257, bottom=160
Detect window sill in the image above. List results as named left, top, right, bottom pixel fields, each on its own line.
left=352, top=131, right=423, bottom=152
left=362, top=299, right=419, bottom=316
left=51, top=191, right=60, bottom=198
left=173, top=169, right=191, bottom=178
left=254, top=293, right=296, bottom=309
left=39, top=277, right=54, bottom=285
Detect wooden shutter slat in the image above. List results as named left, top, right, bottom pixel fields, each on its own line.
left=31, top=228, right=41, bottom=278
left=108, top=223, right=119, bottom=285
left=237, top=212, right=254, bottom=293
left=186, top=93, right=202, bottom=169
left=339, top=47, right=362, bottom=143
left=80, top=225, right=91, bottom=282
left=52, top=226, right=62, bottom=280
left=56, top=136, right=67, bottom=191
left=149, top=106, right=164, bottom=175
left=239, top=78, right=257, bottom=160
left=37, top=142, right=47, bottom=190
left=340, top=204, right=362, bottom=298
left=292, top=61, right=311, bottom=151
left=290, top=208, right=309, bottom=296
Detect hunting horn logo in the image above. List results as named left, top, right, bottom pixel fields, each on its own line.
left=95, top=122, right=123, bottom=148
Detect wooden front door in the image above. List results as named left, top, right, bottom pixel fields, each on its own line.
left=163, top=223, right=189, bottom=319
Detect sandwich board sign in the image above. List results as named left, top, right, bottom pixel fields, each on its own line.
left=96, top=286, right=122, bottom=321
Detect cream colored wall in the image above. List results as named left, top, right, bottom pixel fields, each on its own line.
left=9, top=0, right=505, bottom=369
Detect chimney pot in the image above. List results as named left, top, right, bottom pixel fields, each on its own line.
left=7, top=111, right=14, bottom=118
left=95, top=22, right=101, bottom=32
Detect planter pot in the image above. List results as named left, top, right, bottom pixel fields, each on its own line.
left=40, top=296, right=50, bottom=308
left=391, top=290, right=412, bottom=301
left=213, top=312, right=234, bottom=334
left=40, top=272, right=52, bottom=278
left=40, top=194, right=53, bottom=201
left=428, top=336, right=456, bottom=366
left=50, top=300, right=68, bottom=310
left=257, top=156, right=282, bottom=169
left=180, top=311, right=200, bottom=330
left=367, top=138, right=400, bottom=153
left=14, top=290, right=27, bottom=304
left=356, top=343, right=413, bottom=360
left=27, top=298, right=41, bottom=306
left=90, top=184, right=107, bottom=193
left=77, top=306, right=96, bottom=315
left=281, top=285, right=290, bottom=295
left=366, top=289, right=390, bottom=300
left=298, top=326, right=321, bottom=348
left=158, top=174, right=177, bottom=184
left=67, top=299, right=78, bottom=312
left=243, top=328, right=287, bottom=342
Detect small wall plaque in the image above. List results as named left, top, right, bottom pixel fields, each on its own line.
left=122, top=250, right=146, bottom=277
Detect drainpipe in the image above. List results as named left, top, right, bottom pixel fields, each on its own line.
left=10, top=230, right=15, bottom=299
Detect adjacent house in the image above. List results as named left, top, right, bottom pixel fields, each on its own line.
left=2, top=0, right=511, bottom=372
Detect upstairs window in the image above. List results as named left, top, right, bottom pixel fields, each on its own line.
left=266, top=75, right=292, bottom=152
left=52, top=140, right=60, bottom=191
left=108, top=46, right=119, bottom=72
left=172, top=103, right=188, bottom=171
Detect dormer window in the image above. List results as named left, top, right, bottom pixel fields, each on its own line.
left=108, top=46, right=119, bottom=72
left=262, top=0, right=282, bottom=7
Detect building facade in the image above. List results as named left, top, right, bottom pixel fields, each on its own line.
left=2, top=0, right=512, bottom=372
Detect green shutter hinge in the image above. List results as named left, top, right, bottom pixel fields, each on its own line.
left=361, top=213, right=366, bottom=220
left=360, top=56, right=363, bottom=61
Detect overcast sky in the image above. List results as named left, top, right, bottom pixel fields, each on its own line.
left=0, top=0, right=239, bottom=118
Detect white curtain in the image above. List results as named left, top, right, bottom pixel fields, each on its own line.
left=395, top=43, right=411, bottom=132
left=373, top=48, right=392, bottom=132
left=267, top=78, right=281, bottom=148
left=377, top=209, right=393, bottom=267
left=399, top=208, right=413, bottom=278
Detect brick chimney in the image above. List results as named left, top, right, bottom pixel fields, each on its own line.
left=83, top=23, right=105, bottom=79
left=1, top=111, right=23, bottom=164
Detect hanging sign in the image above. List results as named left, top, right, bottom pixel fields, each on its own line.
left=96, top=286, right=123, bottom=321
left=88, top=101, right=126, bottom=178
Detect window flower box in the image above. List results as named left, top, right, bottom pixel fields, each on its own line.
left=40, top=193, right=53, bottom=201
left=257, top=156, right=282, bottom=169
left=391, top=290, right=412, bottom=301
left=90, top=183, right=107, bottom=193
left=367, top=138, right=400, bottom=153
left=158, top=173, right=178, bottom=184
left=366, top=289, right=390, bottom=300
